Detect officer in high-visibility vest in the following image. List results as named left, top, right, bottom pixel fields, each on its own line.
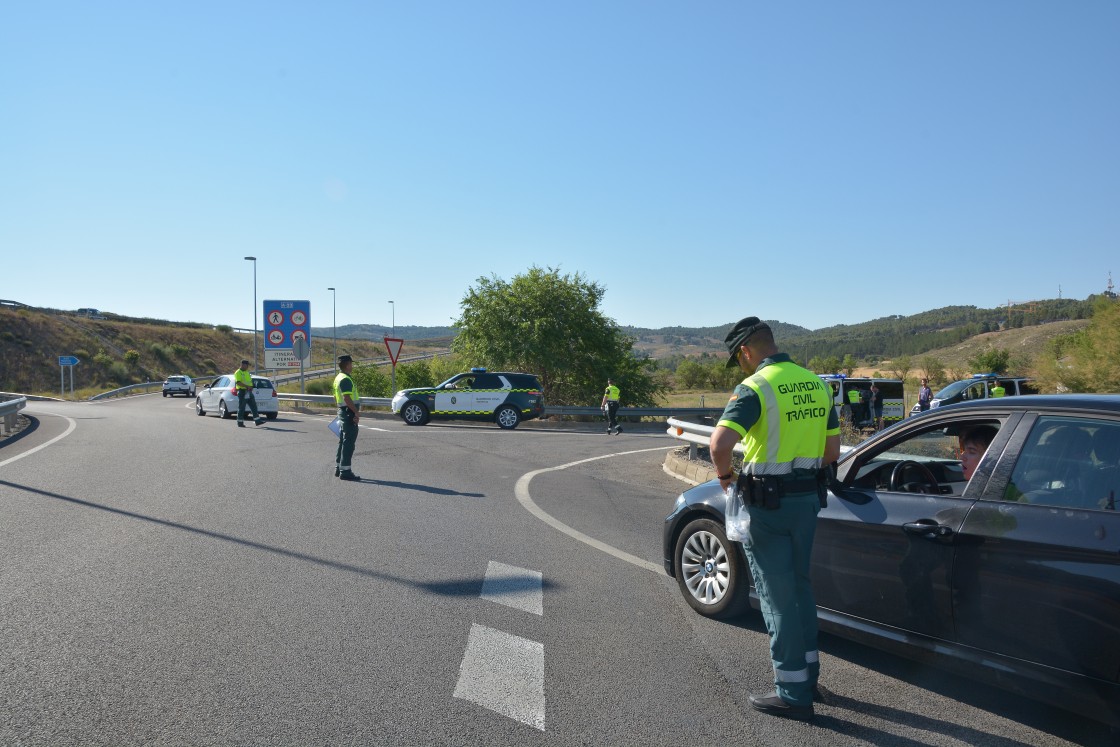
left=710, top=317, right=841, bottom=721
left=233, top=359, right=265, bottom=427
left=601, top=378, right=622, bottom=435
left=845, top=385, right=862, bottom=424
left=333, top=354, right=361, bottom=481
left=990, top=381, right=1006, bottom=398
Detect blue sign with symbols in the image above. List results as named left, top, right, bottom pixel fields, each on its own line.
left=58, top=355, right=80, bottom=366
left=263, top=300, right=311, bottom=350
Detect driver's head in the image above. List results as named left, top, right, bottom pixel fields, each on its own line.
left=959, top=426, right=998, bottom=480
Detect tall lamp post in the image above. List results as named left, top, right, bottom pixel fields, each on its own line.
left=328, top=287, right=337, bottom=365
left=244, top=256, right=257, bottom=371
left=388, top=300, right=395, bottom=337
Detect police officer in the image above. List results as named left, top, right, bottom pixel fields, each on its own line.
left=709, top=317, right=841, bottom=721
left=601, top=378, right=622, bottom=434
left=234, top=359, right=265, bottom=427
left=333, top=354, right=361, bottom=481
left=845, top=384, right=862, bottom=424
left=990, top=381, right=1005, bottom=398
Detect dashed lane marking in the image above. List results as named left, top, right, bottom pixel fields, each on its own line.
left=480, top=561, right=543, bottom=616
left=453, top=623, right=545, bottom=731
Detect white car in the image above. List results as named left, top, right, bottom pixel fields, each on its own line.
left=162, top=375, right=196, bottom=397
left=195, top=374, right=279, bottom=420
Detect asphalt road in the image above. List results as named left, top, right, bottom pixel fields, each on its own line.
left=0, top=397, right=1114, bottom=747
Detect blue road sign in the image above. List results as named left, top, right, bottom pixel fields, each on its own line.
left=263, top=300, right=311, bottom=350
left=58, top=355, right=80, bottom=366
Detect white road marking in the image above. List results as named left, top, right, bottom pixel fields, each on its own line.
left=0, top=411, right=78, bottom=468
left=480, top=561, right=543, bottom=616
left=515, top=447, right=670, bottom=575
left=453, top=624, right=545, bottom=731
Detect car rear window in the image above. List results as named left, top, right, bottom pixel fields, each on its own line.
left=252, top=378, right=273, bottom=389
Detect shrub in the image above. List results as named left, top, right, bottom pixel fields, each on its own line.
left=171, top=343, right=190, bottom=357
left=108, top=362, right=130, bottom=384
left=124, top=349, right=141, bottom=367
left=93, top=350, right=114, bottom=367
left=351, top=364, right=391, bottom=397
left=202, top=358, right=217, bottom=373
left=216, top=324, right=233, bottom=334
left=306, top=379, right=333, bottom=396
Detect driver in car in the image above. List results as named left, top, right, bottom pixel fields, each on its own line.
left=960, top=426, right=998, bottom=481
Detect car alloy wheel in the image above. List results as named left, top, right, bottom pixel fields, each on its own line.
left=674, top=518, right=748, bottom=618
left=495, top=405, right=520, bottom=429
left=401, top=401, right=428, bottom=426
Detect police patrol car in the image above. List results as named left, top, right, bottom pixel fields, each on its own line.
left=908, top=373, right=1037, bottom=416
left=390, top=368, right=545, bottom=429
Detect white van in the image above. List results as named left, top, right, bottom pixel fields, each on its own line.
left=819, top=375, right=905, bottom=428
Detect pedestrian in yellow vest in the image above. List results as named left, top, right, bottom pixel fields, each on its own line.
left=601, top=379, right=622, bottom=434
left=234, top=359, right=265, bottom=427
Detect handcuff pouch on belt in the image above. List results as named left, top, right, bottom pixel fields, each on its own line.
left=735, top=470, right=830, bottom=510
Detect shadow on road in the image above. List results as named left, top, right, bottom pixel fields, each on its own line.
left=0, top=479, right=555, bottom=599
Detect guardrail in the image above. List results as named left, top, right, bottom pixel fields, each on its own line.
left=1, top=395, right=29, bottom=436
left=665, top=416, right=852, bottom=462
left=89, top=382, right=166, bottom=400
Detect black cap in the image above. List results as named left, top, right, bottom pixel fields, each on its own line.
left=723, top=316, right=771, bottom=368
left=240, top=359, right=250, bottom=366
left=338, top=354, right=353, bottom=365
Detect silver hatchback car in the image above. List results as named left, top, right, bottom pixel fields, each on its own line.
left=195, top=374, right=279, bottom=420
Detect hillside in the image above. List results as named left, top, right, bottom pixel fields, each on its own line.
left=1, top=298, right=1098, bottom=397
left=0, top=305, right=447, bottom=396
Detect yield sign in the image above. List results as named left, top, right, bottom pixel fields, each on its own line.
left=384, top=337, right=404, bottom=365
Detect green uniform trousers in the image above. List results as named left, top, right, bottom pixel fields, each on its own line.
left=742, top=491, right=821, bottom=707
left=335, top=408, right=358, bottom=473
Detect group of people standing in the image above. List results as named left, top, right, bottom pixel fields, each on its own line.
left=844, top=381, right=883, bottom=430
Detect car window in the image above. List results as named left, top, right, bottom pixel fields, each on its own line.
left=846, top=419, right=1003, bottom=494
left=1017, top=381, right=1039, bottom=395
left=473, top=374, right=502, bottom=389
left=216, top=377, right=229, bottom=388
left=252, top=378, right=272, bottom=389
left=1004, top=416, right=1119, bottom=511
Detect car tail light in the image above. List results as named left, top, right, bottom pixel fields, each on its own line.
left=271, top=389, right=277, bottom=397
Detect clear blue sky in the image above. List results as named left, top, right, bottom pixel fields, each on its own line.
left=3, top=2, right=1117, bottom=336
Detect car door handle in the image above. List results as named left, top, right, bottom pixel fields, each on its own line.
left=903, top=519, right=954, bottom=538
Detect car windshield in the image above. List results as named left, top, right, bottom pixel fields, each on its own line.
left=934, top=380, right=977, bottom=400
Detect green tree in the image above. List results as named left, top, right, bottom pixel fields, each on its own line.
left=969, top=348, right=1011, bottom=375
left=124, top=349, right=140, bottom=368
left=841, top=355, right=857, bottom=377
left=888, top=354, right=913, bottom=381
left=674, top=359, right=706, bottom=389
left=918, top=355, right=945, bottom=385
left=452, top=267, right=666, bottom=406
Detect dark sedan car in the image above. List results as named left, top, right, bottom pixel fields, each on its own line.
left=663, top=395, right=1120, bottom=727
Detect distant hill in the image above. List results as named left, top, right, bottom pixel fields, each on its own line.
left=0, top=296, right=1102, bottom=396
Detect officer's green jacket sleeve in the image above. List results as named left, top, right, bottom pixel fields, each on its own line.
left=826, top=404, right=840, bottom=435
left=716, top=384, right=760, bottom=440
left=339, top=378, right=354, bottom=396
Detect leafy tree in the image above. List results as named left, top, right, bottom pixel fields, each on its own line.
left=888, top=354, right=913, bottom=381
left=918, top=355, right=945, bottom=385
left=969, top=348, right=1011, bottom=375
left=427, top=354, right=464, bottom=385
left=124, top=349, right=140, bottom=368
left=452, top=267, right=666, bottom=406
left=675, top=359, right=707, bottom=389
left=841, top=355, right=857, bottom=376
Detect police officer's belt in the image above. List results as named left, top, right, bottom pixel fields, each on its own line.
left=738, top=475, right=819, bottom=494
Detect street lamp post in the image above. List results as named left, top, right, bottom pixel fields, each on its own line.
left=328, top=287, right=337, bottom=365
left=389, top=300, right=395, bottom=338
left=244, top=256, right=257, bottom=371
